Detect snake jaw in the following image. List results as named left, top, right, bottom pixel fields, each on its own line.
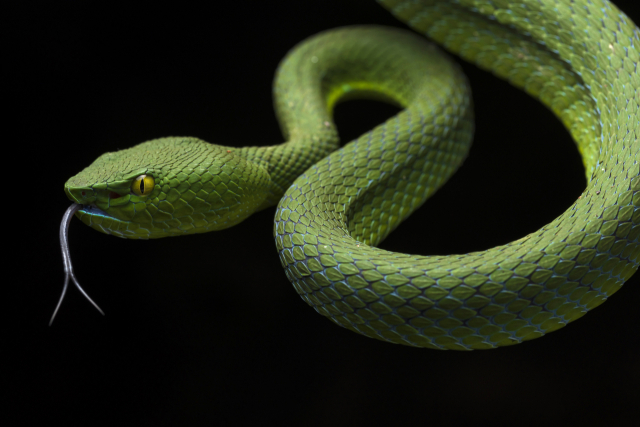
left=64, top=186, right=123, bottom=225
left=79, top=203, right=115, bottom=219
left=65, top=178, right=137, bottom=226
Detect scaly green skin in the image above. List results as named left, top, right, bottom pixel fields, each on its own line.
left=65, top=2, right=639, bottom=350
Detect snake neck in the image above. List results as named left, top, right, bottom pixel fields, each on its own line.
left=234, top=26, right=347, bottom=207
left=235, top=25, right=449, bottom=208
left=236, top=131, right=339, bottom=209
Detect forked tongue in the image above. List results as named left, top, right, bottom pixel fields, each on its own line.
left=51, top=203, right=105, bottom=325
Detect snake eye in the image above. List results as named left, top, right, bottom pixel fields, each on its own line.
left=131, top=174, right=154, bottom=196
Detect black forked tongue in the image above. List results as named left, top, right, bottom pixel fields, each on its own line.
left=51, top=203, right=105, bottom=325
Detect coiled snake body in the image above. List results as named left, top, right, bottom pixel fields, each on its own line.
left=61, top=0, right=639, bottom=350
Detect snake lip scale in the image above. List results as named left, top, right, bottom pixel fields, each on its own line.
left=58, top=2, right=639, bottom=350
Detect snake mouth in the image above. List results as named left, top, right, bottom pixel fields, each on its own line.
left=79, top=203, right=117, bottom=219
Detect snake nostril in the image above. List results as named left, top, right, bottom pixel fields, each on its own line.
left=109, top=191, right=121, bottom=199
left=81, top=191, right=86, bottom=196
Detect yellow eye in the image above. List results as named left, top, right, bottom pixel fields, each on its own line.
left=131, top=174, right=154, bottom=196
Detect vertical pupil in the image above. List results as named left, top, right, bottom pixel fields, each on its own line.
left=140, top=178, right=145, bottom=194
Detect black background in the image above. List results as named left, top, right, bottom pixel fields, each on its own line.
left=6, top=1, right=640, bottom=426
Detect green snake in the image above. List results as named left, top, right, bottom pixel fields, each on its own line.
left=59, top=0, right=639, bottom=350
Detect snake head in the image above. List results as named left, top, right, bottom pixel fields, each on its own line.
left=65, top=137, right=271, bottom=239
